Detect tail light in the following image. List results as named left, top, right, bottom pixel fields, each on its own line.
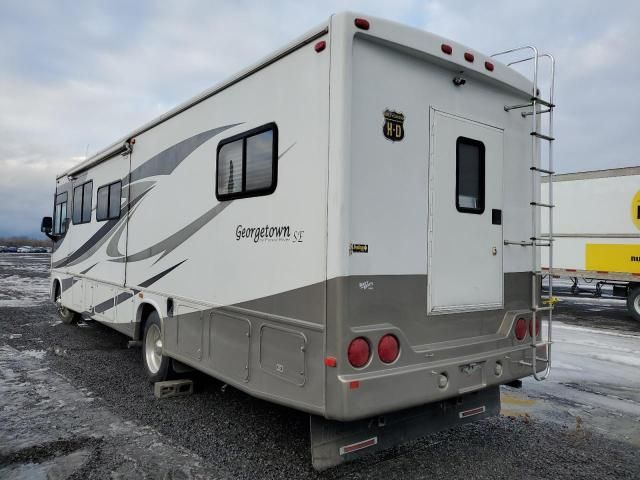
left=529, top=318, right=541, bottom=337
left=347, top=337, right=370, bottom=368
left=514, top=318, right=527, bottom=340
left=378, top=334, right=400, bottom=363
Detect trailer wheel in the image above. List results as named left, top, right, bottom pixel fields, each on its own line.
left=55, top=284, right=77, bottom=325
left=142, top=311, right=172, bottom=382
left=627, top=287, right=640, bottom=322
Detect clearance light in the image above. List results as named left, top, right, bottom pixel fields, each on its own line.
left=377, top=334, right=399, bottom=363
left=441, top=43, right=453, bottom=55
left=314, top=41, right=326, bottom=53
left=347, top=337, right=370, bottom=368
left=438, top=373, right=449, bottom=389
left=324, top=356, right=337, bottom=367
left=464, top=52, right=475, bottom=62
left=515, top=318, right=527, bottom=340
left=354, top=18, right=370, bottom=30
left=485, top=61, right=494, bottom=71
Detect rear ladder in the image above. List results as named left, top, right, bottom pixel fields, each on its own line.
left=492, top=46, right=556, bottom=381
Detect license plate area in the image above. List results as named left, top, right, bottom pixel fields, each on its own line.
left=458, top=361, right=486, bottom=394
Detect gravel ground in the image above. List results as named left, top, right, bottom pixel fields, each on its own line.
left=1, top=253, right=639, bottom=479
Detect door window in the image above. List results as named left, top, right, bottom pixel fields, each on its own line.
left=456, top=137, right=485, bottom=214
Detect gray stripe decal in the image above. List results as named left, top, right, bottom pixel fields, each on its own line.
left=115, top=142, right=296, bottom=265
left=51, top=124, right=238, bottom=269
left=80, top=263, right=98, bottom=274
left=129, top=124, right=241, bottom=183
left=52, top=189, right=150, bottom=268
left=138, top=260, right=188, bottom=288
left=94, top=291, right=133, bottom=315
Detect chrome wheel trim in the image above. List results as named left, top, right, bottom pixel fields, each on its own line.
left=145, top=324, right=163, bottom=374
left=634, top=294, right=640, bottom=314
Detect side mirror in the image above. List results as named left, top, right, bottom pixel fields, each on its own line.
left=41, top=216, right=53, bottom=234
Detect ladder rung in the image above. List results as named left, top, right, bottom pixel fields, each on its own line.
left=531, top=96, right=555, bottom=108
left=532, top=306, right=553, bottom=312
left=535, top=242, right=552, bottom=247
left=504, top=102, right=534, bottom=112
left=530, top=166, right=555, bottom=175
left=530, top=201, right=554, bottom=208
left=531, top=132, right=555, bottom=141
left=504, top=240, right=533, bottom=246
left=522, top=108, right=551, bottom=118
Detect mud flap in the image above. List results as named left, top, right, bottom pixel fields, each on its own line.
left=310, top=386, right=500, bottom=471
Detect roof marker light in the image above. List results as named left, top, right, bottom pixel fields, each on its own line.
left=354, top=18, right=370, bottom=30
left=441, top=44, right=453, bottom=55
left=485, top=61, right=494, bottom=71
left=314, top=41, right=326, bottom=53
left=464, top=52, right=475, bottom=62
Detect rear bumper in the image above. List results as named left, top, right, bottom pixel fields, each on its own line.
left=327, top=343, right=542, bottom=421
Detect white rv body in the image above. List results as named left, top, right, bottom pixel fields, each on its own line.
left=46, top=12, right=554, bottom=467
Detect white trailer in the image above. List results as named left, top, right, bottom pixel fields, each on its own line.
left=542, top=167, right=640, bottom=320
left=41, top=12, right=557, bottom=469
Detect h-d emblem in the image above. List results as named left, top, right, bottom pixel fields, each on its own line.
left=382, top=109, right=405, bottom=142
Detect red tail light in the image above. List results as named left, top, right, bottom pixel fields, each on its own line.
left=354, top=18, right=370, bottom=30
left=529, top=318, right=541, bottom=337
left=378, top=334, right=399, bottom=363
left=347, top=337, right=370, bottom=368
left=484, top=61, right=494, bottom=71
left=514, top=318, right=527, bottom=340
left=464, top=52, right=475, bottom=62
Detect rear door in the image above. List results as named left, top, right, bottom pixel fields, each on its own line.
left=428, top=109, right=504, bottom=313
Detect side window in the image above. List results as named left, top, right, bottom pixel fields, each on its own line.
left=96, top=181, right=122, bottom=221
left=53, top=192, right=68, bottom=235
left=72, top=180, right=93, bottom=224
left=456, top=137, right=485, bottom=214
left=216, top=123, right=278, bottom=200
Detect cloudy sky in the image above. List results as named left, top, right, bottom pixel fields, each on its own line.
left=1, top=0, right=638, bottom=237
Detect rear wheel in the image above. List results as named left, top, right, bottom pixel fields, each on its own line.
left=142, top=311, right=172, bottom=382
left=627, top=286, right=640, bottom=322
left=55, top=285, right=77, bottom=325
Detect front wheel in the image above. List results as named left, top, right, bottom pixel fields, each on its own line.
left=627, top=287, right=640, bottom=322
left=55, top=288, right=77, bottom=325
left=142, top=311, right=173, bottom=382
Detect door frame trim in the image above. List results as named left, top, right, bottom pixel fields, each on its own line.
left=427, top=107, right=505, bottom=315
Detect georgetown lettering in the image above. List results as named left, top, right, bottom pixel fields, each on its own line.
left=235, top=224, right=291, bottom=243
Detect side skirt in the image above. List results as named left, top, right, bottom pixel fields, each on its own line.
left=309, top=386, right=500, bottom=471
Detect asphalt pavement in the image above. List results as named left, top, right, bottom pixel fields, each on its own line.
left=1, top=254, right=639, bottom=479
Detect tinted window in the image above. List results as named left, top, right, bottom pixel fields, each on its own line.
left=217, top=140, right=243, bottom=196
left=53, top=192, right=68, bottom=235
left=245, top=130, right=274, bottom=191
left=216, top=123, right=277, bottom=200
left=73, top=181, right=93, bottom=224
left=456, top=137, right=485, bottom=214
left=109, top=182, right=121, bottom=218
left=96, top=181, right=122, bottom=221
left=97, top=185, right=109, bottom=220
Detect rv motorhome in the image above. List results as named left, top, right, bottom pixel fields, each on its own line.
left=41, top=12, right=557, bottom=469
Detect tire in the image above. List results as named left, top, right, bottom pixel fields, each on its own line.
left=627, top=286, right=640, bottom=322
left=55, top=285, right=77, bottom=325
left=142, top=311, right=173, bottom=382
